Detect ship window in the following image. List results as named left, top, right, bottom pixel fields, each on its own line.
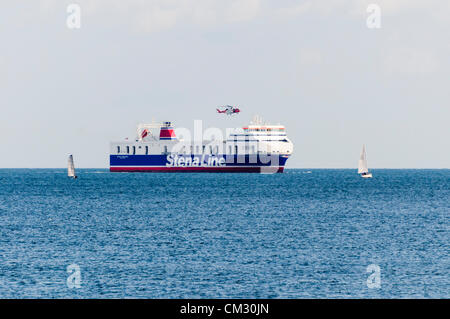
left=190, top=145, right=193, bottom=154
left=126, top=146, right=130, bottom=154
left=209, top=145, right=213, bottom=154
left=117, top=146, right=120, bottom=154
left=132, top=146, right=136, bottom=155
left=145, top=146, right=149, bottom=155
left=235, top=145, right=238, bottom=154
left=164, top=146, right=168, bottom=154
left=215, top=146, right=219, bottom=154
left=202, top=145, right=206, bottom=153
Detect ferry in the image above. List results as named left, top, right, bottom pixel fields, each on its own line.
left=109, top=118, right=293, bottom=173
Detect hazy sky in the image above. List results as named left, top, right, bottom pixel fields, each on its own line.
left=1, top=0, right=449, bottom=168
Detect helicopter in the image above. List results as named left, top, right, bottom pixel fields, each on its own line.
left=216, top=105, right=241, bottom=115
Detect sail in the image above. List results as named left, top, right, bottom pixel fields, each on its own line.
left=358, top=145, right=369, bottom=174
left=68, top=155, right=76, bottom=177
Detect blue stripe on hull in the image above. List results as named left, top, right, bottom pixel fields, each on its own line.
left=110, top=154, right=289, bottom=168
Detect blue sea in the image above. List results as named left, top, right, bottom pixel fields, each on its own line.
left=0, top=169, right=448, bottom=298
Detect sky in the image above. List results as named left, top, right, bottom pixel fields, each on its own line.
left=0, top=0, right=449, bottom=168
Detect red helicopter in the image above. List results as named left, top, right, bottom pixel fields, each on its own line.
left=216, top=105, right=241, bottom=115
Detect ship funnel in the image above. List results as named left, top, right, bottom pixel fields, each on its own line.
left=159, top=121, right=176, bottom=140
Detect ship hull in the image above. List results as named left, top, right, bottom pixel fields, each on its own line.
left=110, top=166, right=284, bottom=173
left=110, top=154, right=289, bottom=173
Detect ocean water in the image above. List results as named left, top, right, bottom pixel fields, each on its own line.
left=0, top=169, right=448, bottom=298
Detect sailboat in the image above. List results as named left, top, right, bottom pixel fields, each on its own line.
left=358, top=145, right=372, bottom=178
left=68, top=154, right=77, bottom=179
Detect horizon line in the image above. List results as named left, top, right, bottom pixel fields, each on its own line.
left=0, top=167, right=448, bottom=170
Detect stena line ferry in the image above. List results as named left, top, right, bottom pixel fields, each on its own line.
left=109, top=117, right=293, bottom=173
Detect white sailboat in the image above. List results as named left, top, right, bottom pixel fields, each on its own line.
left=358, top=145, right=372, bottom=178
left=68, top=154, right=77, bottom=179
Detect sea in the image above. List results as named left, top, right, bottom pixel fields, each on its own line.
left=0, top=169, right=448, bottom=298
